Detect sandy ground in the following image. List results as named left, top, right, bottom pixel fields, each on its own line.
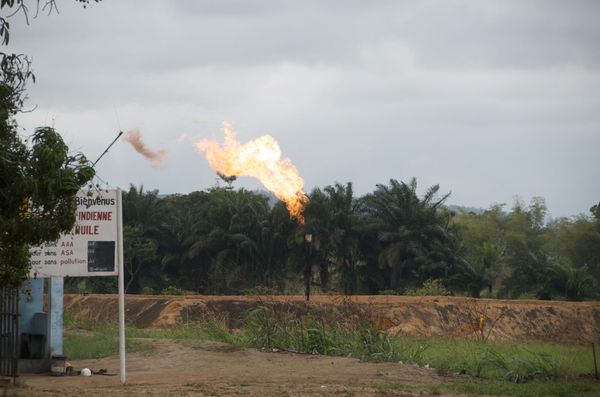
left=16, top=339, right=460, bottom=397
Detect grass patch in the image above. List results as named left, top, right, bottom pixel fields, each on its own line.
left=64, top=312, right=152, bottom=359
left=400, top=336, right=593, bottom=382
left=443, top=379, right=600, bottom=397
left=377, top=380, right=600, bottom=397
left=64, top=328, right=151, bottom=359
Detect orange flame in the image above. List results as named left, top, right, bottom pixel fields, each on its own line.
left=123, top=129, right=168, bottom=169
left=196, top=123, right=309, bottom=223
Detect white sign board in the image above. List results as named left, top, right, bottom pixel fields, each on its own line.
left=29, top=188, right=123, bottom=278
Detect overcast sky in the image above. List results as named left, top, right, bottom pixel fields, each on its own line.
left=7, top=0, right=600, bottom=218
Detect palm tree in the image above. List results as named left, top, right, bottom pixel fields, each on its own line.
left=361, top=178, right=457, bottom=291
left=323, top=183, right=363, bottom=295
left=245, top=201, right=295, bottom=290
left=123, top=185, right=164, bottom=228
left=158, top=194, right=207, bottom=292
left=450, top=258, right=491, bottom=298
left=547, top=261, right=597, bottom=301
left=121, top=185, right=165, bottom=293
left=185, top=188, right=273, bottom=293
left=303, top=188, right=332, bottom=291
left=450, top=241, right=502, bottom=297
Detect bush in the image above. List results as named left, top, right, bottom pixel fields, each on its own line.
left=238, top=285, right=279, bottom=295
left=141, top=286, right=155, bottom=295
left=405, top=279, right=450, bottom=296
left=161, top=285, right=186, bottom=295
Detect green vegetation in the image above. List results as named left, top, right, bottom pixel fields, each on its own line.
left=160, top=285, right=187, bottom=295
left=63, top=313, right=151, bottom=359
left=377, top=380, right=600, bottom=397
left=405, top=278, right=450, bottom=296
left=64, top=329, right=151, bottom=360
left=399, top=337, right=593, bottom=382
left=68, top=183, right=600, bottom=302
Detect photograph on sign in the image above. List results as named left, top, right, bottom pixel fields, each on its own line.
left=29, top=189, right=121, bottom=278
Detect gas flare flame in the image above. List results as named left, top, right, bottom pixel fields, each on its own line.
left=196, top=123, right=309, bottom=223
left=123, top=129, right=168, bottom=169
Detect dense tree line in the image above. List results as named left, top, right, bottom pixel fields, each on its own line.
left=68, top=181, right=600, bottom=301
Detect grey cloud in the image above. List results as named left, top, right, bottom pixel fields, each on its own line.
left=7, top=0, right=600, bottom=217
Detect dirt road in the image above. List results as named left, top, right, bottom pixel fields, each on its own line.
left=19, top=339, right=454, bottom=397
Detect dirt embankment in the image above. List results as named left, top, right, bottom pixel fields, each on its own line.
left=64, top=294, right=600, bottom=345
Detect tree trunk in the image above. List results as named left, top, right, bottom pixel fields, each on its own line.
left=319, top=261, right=329, bottom=291
left=304, top=243, right=312, bottom=301
left=304, top=264, right=311, bottom=301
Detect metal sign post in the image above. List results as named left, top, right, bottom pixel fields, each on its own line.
left=117, top=188, right=126, bottom=384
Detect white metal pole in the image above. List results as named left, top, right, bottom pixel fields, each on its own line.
left=117, top=188, right=126, bottom=384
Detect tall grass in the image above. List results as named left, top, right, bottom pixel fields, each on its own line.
left=238, top=304, right=592, bottom=382
left=241, top=304, right=416, bottom=362
left=407, top=336, right=589, bottom=382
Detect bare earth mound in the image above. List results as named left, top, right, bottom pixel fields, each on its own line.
left=64, top=294, right=600, bottom=345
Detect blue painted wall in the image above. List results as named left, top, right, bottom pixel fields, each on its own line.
left=18, top=277, right=64, bottom=359
left=18, top=279, right=45, bottom=335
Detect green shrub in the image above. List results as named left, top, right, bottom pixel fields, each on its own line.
left=405, top=279, right=450, bottom=296
left=238, top=285, right=279, bottom=295
left=141, top=286, right=155, bottom=295
left=161, top=285, right=186, bottom=295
